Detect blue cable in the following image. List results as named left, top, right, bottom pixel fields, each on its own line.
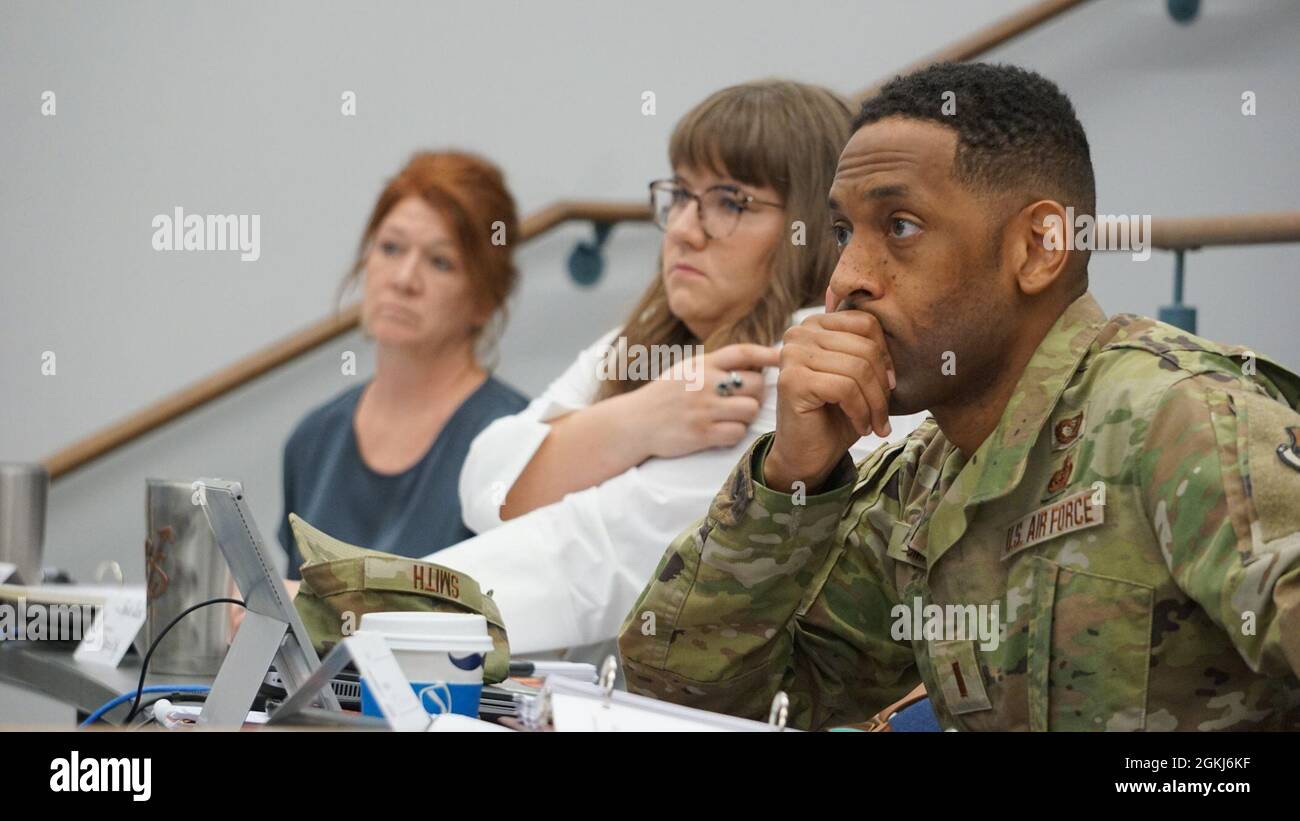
left=79, top=685, right=211, bottom=728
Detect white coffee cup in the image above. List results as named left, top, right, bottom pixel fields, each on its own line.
left=355, top=612, right=494, bottom=718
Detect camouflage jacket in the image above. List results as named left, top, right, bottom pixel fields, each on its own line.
left=618, top=293, right=1300, bottom=731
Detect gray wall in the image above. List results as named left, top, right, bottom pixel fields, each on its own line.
left=1, top=0, right=1297, bottom=723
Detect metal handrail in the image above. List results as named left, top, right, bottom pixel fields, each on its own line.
left=62, top=0, right=1293, bottom=480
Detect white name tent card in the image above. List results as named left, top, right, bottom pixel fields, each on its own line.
left=343, top=633, right=431, bottom=732
left=74, top=590, right=148, bottom=668
left=268, top=632, right=429, bottom=732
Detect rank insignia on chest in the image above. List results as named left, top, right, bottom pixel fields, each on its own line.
left=1052, top=410, right=1085, bottom=450
left=1043, top=451, right=1075, bottom=500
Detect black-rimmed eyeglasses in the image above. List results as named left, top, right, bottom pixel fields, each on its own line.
left=648, top=179, right=783, bottom=239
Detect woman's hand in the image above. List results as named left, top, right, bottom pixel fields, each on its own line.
left=497, top=342, right=779, bottom=521
left=634, top=343, right=781, bottom=459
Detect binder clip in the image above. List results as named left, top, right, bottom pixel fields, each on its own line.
left=598, top=655, right=618, bottom=709
left=768, top=691, right=790, bottom=732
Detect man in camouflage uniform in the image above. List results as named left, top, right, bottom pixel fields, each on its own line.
left=617, top=63, right=1300, bottom=731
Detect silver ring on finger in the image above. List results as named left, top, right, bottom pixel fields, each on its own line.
left=716, top=371, right=743, bottom=397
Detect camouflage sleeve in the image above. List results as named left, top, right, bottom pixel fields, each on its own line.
left=1140, top=373, right=1300, bottom=678
left=617, top=432, right=917, bottom=730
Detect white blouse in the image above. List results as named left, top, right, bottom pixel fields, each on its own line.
left=427, top=306, right=929, bottom=653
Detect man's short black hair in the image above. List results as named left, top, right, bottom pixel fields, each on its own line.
left=853, top=62, right=1096, bottom=217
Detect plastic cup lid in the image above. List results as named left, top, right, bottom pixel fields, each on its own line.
left=357, top=612, right=493, bottom=653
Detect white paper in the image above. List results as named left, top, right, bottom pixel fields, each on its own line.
left=74, top=591, right=147, bottom=668
left=425, top=714, right=513, bottom=733
left=546, top=677, right=788, bottom=732
left=343, top=633, right=429, bottom=732
left=551, top=692, right=739, bottom=732
left=156, top=702, right=270, bottom=728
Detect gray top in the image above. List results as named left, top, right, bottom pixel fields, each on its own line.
left=279, top=377, right=529, bottom=579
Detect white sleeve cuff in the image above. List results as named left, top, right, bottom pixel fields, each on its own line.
left=458, top=412, right=554, bottom=533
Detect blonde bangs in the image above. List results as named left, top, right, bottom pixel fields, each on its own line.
left=669, top=85, right=794, bottom=195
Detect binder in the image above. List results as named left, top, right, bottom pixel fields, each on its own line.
left=523, top=656, right=795, bottom=732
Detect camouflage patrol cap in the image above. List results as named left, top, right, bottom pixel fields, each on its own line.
left=288, top=513, right=510, bottom=683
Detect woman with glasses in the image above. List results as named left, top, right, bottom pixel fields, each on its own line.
left=430, top=81, right=926, bottom=654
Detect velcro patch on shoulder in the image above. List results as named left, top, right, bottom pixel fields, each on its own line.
left=1241, top=393, right=1300, bottom=547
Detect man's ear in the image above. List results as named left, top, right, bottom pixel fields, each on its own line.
left=1007, top=200, right=1073, bottom=297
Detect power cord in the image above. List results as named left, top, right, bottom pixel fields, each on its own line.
left=129, top=691, right=211, bottom=730
left=79, top=685, right=211, bottom=728
left=121, top=596, right=246, bottom=724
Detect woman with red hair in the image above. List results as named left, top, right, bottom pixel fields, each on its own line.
left=277, top=151, right=528, bottom=580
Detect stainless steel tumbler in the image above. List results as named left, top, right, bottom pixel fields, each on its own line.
left=0, top=463, right=48, bottom=585
left=143, top=479, right=232, bottom=675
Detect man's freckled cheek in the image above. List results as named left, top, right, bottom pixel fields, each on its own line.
left=875, top=256, right=897, bottom=289
left=908, top=290, right=944, bottom=335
